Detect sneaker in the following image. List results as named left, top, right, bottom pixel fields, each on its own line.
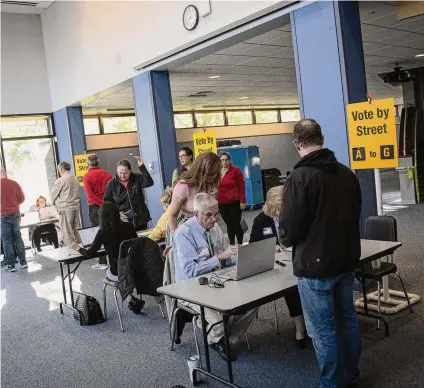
left=210, top=338, right=237, bottom=362
left=91, top=263, right=108, bottom=270
left=6, top=265, right=16, bottom=272
left=21, top=263, right=28, bottom=269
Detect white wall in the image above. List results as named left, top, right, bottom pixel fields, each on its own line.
left=1, top=13, right=52, bottom=115
left=41, top=1, right=288, bottom=111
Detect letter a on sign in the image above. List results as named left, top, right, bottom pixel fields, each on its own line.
left=352, top=147, right=365, bottom=162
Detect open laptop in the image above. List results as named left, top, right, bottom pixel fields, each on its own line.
left=78, top=226, right=99, bottom=247
left=219, top=238, right=276, bottom=281
left=39, top=206, right=57, bottom=220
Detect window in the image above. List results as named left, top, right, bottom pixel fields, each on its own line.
left=0, top=115, right=57, bottom=214
left=195, top=112, right=225, bottom=127
left=280, top=109, right=301, bottom=122
left=255, top=110, right=279, bottom=124
left=0, top=115, right=51, bottom=138
left=83, top=118, right=101, bottom=135
left=227, top=111, right=253, bottom=126
left=103, top=116, right=137, bottom=133
left=174, top=113, right=194, bottom=129
left=2, top=138, right=57, bottom=212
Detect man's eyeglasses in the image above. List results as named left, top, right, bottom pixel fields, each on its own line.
left=200, top=211, right=221, bottom=219
left=179, top=154, right=189, bottom=159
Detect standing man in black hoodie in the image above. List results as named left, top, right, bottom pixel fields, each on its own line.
left=279, top=119, right=362, bottom=388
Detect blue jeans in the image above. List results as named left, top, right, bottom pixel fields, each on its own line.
left=1, top=213, right=27, bottom=267
left=297, top=272, right=361, bottom=388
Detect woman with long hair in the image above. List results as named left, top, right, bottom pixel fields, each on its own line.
left=167, top=151, right=221, bottom=234
left=70, top=201, right=137, bottom=281
left=29, top=196, right=59, bottom=252
left=250, top=186, right=307, bottom=348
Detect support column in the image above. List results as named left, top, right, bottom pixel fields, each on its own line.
left=291, top=1, right=377, bottom=233
left=132, top=71, right=178, bottom=225
left=53, top=106, right=89, bottom=228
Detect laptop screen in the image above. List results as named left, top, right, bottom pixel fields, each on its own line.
left=39, top=206, right=57, bottom=220
left=78, top=227, right=99, bottom=247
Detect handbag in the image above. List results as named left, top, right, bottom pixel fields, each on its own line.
left=72, top=291, right=105, bottom=325
left=240, top=212, right=249, bottom=233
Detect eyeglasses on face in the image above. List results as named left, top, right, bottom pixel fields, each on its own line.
left=200, top=211, right=221, bottom=219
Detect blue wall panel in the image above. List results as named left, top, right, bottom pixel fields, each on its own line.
left=291, top=1, right=377, bottom=233
left=53, top=106, right=89, bottom=228
left=133, top=71, right=178, bottom=225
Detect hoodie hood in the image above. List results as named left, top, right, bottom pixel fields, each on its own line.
left=294, top=148, right=339, bottom=174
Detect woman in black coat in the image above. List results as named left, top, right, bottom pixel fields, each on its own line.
left=104, top=156, right=154, bottom=231
left=250, top=185, right=307, bottom=348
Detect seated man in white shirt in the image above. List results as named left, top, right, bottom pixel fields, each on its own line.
left=173, top=192, right=257, bottom=362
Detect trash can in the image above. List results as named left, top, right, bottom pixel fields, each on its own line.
left=396, top=156, right=417, bottom=204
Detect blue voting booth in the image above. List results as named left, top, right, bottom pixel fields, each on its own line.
left=218, top=145, right=264, bottom=207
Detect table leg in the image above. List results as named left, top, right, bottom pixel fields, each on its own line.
left=59, top=263, right=67, bottom=310
left=200, top=306, right=211, bottom=373
left=67, top=263, right=75, bottom=308
left=223, top=314, right=234, bottom=384
left=358, top=271, right=389, bottom=337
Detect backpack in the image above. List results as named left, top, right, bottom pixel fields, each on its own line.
left=72, top=291, right=105, bottom=325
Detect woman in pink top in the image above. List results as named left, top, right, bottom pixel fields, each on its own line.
left=167, top=151, right=221, bottom=233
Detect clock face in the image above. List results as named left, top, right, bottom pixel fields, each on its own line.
left=183, top=5, right=199, bottom=31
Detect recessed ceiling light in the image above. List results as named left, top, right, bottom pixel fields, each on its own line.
left=239, top=96, right=249, bottom=100
left=415, top=54, right=424, bottom=58
left=208, top=75, right=221, bottom=79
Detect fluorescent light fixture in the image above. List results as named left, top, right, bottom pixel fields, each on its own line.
left=239, top=96, right=249, bottom=100
left=415, top=54, right=424, bottom=58
left=208, top=75, right=221, bottom=79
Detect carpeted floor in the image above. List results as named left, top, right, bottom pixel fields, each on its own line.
left=1, top=204, right=423, bottom=388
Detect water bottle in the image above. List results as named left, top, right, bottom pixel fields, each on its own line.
left=187, top=355, right=200, bottom=384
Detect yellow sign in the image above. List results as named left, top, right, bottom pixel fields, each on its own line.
left=73, top=153, right=94, bottom=186
left=347, top=98, right=398, bottom=169
left=193, top=130, right=217, bottom=158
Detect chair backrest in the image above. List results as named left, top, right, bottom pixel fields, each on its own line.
left=365, top=216, right=398, bottom=242
left=127, top=237, right=165, bottom=296
left=119, top=238, right=140, bottom=259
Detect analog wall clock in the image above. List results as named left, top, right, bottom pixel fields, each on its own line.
left=183, top=4, right=199, bottom=31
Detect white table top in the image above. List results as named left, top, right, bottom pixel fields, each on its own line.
left=37, top=246, right=103, bottom=264
left=20, top=212, right=58, bottom=229
left=159, top=263, right=297, bottom=314
left=359, top=239, right=401, bottom=263
left=158, top=239, right=402, bottom=313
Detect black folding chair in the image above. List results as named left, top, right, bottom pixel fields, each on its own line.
left=355, top=216, right=412, bottom=336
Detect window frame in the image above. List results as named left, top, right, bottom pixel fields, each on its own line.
left=83, top=113, right=138, bottom=135
left=173, top=112, right=195, bottom=129
left=279, top=108, right=301, bottom=123
left=194, top=111, right=226, bottom=128
left=0, top=113, right=53, bottom=139
left=253, top=109, right=280, bottom=124
left=0, top=113, right=59, bottom=181
left=226, top=110, right=254, bottom=126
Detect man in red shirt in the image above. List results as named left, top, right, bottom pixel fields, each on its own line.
left=1, top=167, right=27, bottom=272
left=83, top=155, right=112, bottom=268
